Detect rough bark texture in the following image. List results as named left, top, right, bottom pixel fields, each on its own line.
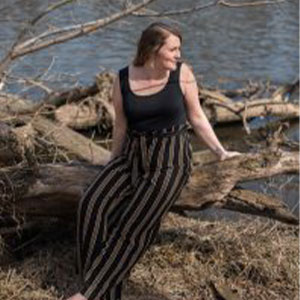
left=31, top=116, right=110, bottom=164
left=0, top=78, right=298, bottom=232
left=0, top=150, right=298, bottom=225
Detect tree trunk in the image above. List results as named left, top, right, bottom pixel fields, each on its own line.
left=30, top=116, right=111, bottom=164
left=0, top=150, right=298, bottom=226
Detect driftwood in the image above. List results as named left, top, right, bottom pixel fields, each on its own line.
left=175, top=149, right=298, bottom=225
left=0, top=78, right=298, bottom=236
left=0, top=84, right=112, bottom=165
left=203, top=100, right=299, bottom=123
left=44, top=82, right=100, bottom=108
left=32, top=94, right=297, bottom=140
left=0, top=122, right=37, bottom=167
left=199, top=79, right=299, bottom=133
left=0, top=76, right=298, bottom=135
left=53, top=79, right=300, bottom=132
left=0, top=149, right=298, bottom=227
left=53, top=77, right=299, bottom=130
left=0, top=72, right=116, bottom=133
left=3, top=75, right=297, bottom=133
left=54, top=72, right=115, bottom=129
left=0, top=117, right=110, bottom=166
left=32, top=116, right=111, bottom=164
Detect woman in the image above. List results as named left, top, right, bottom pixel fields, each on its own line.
left=68, top=22, right=241, bottom=300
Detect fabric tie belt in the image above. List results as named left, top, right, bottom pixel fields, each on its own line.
left=126, top=123, right=189, bottom=139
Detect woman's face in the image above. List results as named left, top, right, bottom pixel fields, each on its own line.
left=154, top=34, right=181, bottom=71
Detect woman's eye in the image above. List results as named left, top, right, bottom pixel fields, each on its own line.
left=169, top=47, right=180, bottom=52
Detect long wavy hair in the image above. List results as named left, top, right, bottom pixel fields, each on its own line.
left=133, top=22, right=182, bottom=67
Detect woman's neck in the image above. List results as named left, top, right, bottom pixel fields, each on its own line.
left=138, top=62, right=169, bottom=80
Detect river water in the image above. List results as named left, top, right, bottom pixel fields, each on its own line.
left=0, top=0, right=299, bottom=220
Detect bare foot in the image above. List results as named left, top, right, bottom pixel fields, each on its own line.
left=66, top=292, right=87, bottom=300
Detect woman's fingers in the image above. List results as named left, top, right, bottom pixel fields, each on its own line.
left=219, top=151, right=242, bottom=161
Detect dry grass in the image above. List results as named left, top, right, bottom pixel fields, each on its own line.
left=0, top=213, right=298, bottom=300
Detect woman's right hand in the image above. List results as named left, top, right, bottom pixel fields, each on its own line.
left=218, top=150, right=242, bottom=161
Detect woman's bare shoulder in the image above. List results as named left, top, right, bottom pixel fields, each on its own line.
left=179, top=62, right=196, bottom=92
left=180, top=62, right=194, bottom=78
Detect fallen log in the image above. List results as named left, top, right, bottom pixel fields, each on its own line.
left=54, top=95, right=114, bottom=130
left=0, top=117, right=111, bottom=165
left=203, top=99, right=299, bottom=124
left=1, top=79, right=299, bottom=132
left=54, top=72, right=115, bottom=129
left=0, top=92, right=111, bottom=165
left=0, top=76, right=108, bottom=115
left=0, top=73, right=115, bottom=131
left=217, top=78, right=299, bottom=102
left=0, top=149, right=298, bottom=225
left=0, top=93, right=39, bottom=116
left=0, top=122, right=22, bottom=165
left=44, top=82, right=100, bottom=108
left=30, top=116, right=110, bottom=164
left=54, top=100, right=103, bottom=130
left=178, top=149, right=299, bottom=206
left=0, top=122, right=36, bottom=166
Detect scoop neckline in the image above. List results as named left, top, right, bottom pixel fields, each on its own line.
left=127, top=65, right=172, bottom=99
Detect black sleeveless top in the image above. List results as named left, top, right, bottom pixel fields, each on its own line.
left=119, top=62, right=187, bottom=132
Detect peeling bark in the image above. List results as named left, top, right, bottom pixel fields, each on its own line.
left=0, top=150, right=298, bottom=226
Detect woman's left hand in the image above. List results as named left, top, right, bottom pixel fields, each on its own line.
left=218, top=150, right=242, bottom=161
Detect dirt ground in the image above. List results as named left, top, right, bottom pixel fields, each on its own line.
left=0, top=213, right=298, bottom=300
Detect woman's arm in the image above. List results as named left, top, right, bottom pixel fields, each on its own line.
left=110, top=74, right=128, bottom=161
left=180, top=63, right=240, bottom=161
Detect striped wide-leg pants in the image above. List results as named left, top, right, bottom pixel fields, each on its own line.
left=77, top=124, right=192, bottom=300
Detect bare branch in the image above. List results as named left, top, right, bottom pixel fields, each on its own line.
left=0, top=0, right=76, bottom=81
left=5, top=74, right=53, bottom=94
left=133, top=0, right=218, bottom=16
left=219, top=0, right=285, bottom=8
left=10, top=0, right=155, bottom=59
left=132, top=0, right=285, bottom=17
left=31, top=0, right=75, bottom=25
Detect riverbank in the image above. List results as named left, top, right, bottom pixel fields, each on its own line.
left=0, top=213, right=298, bottom=300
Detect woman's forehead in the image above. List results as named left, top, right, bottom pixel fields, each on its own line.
left=163, top=34, right=181, bottom=47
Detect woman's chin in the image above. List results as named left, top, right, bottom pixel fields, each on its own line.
left=168, top=63, right=178, bottom=70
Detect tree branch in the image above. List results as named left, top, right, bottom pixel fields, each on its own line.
left=0, top=0, right=76, bottom=80
left=132, top=0, right=285, bottom=17
left=10, top=0, right=155, bottom=59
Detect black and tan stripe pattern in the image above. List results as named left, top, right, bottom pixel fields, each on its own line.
left=77, top=124, right=192, bottom=300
